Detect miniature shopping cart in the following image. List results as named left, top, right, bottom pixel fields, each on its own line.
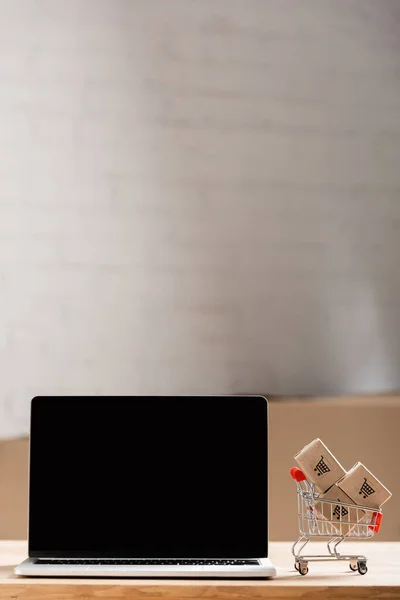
left=290, top=467, right=383, bottom=576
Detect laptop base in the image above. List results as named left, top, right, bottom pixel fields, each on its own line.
left=14, top=557, right=277, bottom=578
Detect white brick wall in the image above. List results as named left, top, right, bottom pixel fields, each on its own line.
left=1, top=0, right=400, bottom=437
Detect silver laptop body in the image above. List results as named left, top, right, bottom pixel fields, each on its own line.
left=15, top=395, right=276, bottom=578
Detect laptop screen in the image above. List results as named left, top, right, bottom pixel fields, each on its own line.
left=29, top=396, right=268, bottom=558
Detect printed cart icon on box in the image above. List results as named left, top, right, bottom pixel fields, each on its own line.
left=314, top=455, right=331, bottom=476
left=333, top=504, right=349, bottom=519
left=359, top=478, right=375, bottom=499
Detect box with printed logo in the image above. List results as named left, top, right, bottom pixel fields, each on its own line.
left=294, top=438, right=346, bottom=493
left=337, top=462, right=392, bottom=509
left=317, top=485, right=365, bottom=535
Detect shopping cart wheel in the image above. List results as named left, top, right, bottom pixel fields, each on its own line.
left=349, top=562, right=358, bottom=571
left=299, top=563, right=309, bottom=576
left=294, top=562, right=300, bottom=571
left=357, top=561, right=368, bottom=575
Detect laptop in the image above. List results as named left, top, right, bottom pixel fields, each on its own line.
left=15, top=395, right=276, bottom=578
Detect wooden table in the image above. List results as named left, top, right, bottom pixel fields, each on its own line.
left=1, top=540, right=399, bottom=599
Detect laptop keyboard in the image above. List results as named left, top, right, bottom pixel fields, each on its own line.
left=35, top=559, right=259, bottom=566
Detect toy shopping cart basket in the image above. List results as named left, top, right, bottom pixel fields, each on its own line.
left=290, top=467, right=383, bottom=576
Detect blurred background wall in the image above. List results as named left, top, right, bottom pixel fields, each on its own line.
left=1, top=0, right=400, bottom=439
left=0, top=0, right=400, bottom=542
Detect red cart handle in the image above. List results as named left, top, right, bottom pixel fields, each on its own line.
left=290, top=467, right=307, bottom=482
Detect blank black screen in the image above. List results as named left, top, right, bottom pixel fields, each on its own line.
left=29, top=396, right=268, bottom=558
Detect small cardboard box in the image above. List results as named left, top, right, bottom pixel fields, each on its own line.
left=337, top=462, right=392, bottom=509
left=318, top=485, right=364, bottom=535
left=295, top=438, right=346, bottom=492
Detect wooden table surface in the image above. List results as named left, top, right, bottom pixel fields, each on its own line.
left=0, top=540, right=399, bottom=599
